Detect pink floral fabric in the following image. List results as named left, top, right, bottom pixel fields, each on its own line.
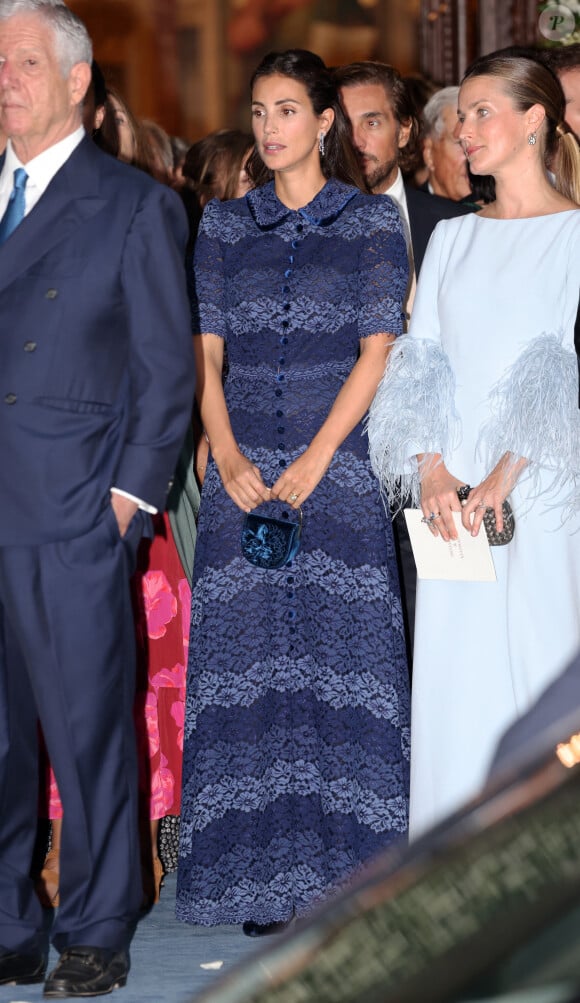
left=134, top=513, right=190, bottom=819
left=142, top=570, right=178, bottom=640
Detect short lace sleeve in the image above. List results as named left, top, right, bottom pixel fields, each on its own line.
left=190, top=199, right=227, bottom=339
left=357, top=196, right=409, bottom=339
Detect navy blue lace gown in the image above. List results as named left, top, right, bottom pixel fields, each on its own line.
left=176, top=178, right=410, bottom=926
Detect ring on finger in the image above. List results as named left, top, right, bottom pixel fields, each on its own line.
left=289, top=492, right=299, bottom=502
left=477, top=501, right=487, bottom=509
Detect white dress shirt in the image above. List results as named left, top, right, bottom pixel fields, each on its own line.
left=381, top=168, right=416, bottom=323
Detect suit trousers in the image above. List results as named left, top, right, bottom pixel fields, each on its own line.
left=0, top=505, right=143, bottom=954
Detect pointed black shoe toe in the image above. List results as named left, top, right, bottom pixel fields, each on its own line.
left=43, top=946, right=129, bottom=998
left=0, top=948, right=46, bottom=985
left=243, top=919, right=292, bottom=938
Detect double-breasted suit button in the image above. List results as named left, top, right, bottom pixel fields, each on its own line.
left=4, top=393, right=17, bottom=405
left=45, top=288, right=58, bottom=299
left=23, top=341, right=37, bottom=352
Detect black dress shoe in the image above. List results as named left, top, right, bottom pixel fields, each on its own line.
left=242, top=919, right=291, bottom=937
left=0, top=948, right=46, bottom=985
left=43, top=946, right=129, bottom=998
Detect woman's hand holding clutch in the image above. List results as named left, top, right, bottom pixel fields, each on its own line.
left=460, top=453, right=526, bottom=538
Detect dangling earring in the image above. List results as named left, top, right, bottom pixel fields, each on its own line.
left=319, top=132, right=325, bottom=157
left=528, top=132, right=537, bottom=146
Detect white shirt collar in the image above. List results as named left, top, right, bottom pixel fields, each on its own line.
left=381, top=167, right=411, bottom=250
left=382, top=167, right=406, bottom=207
left=0, top=126, right=85, bottom=210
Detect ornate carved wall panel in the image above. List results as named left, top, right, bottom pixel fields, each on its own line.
left=419, top=0, right=542, bottom=85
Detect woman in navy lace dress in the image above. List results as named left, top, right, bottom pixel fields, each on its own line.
left=176, top=49, right=410, bottom=934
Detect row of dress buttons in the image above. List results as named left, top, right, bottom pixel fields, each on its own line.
left=275, top=222, right=303, bottom=472
left=280, top=221, right=304, bottom=641
left=4, top=289, right=56, bottom=404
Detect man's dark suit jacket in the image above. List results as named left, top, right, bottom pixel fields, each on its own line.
left=0, top=136, right=194, bottom=545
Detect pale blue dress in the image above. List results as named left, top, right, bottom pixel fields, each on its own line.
left=368, top=209, right=580, bottom=837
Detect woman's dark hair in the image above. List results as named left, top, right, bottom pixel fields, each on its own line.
left=138, top=119, right=175, bottom=184
left=94, top=86, right=143, bottom=164
left=91, top=60, right=107, bottom=111
left=246, top=49, right=365, bottom=190
left=541, top=42, right=580, bottom=76
left=183, top=129, right=254, bottom=205
left=462, top=53, right=580, bottom=204
left=93, top=90, right=119, bottom=159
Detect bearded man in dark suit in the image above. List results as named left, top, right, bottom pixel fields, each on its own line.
left=335, top=61, right=476, bottom=662
left=0, top=1, right=194, bottom=996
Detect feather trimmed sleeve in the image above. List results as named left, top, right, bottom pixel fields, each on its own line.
left=479, top=331, right=580, bottom=510
left=367, top=220, right=459, bottom=507
left=367, top=336, right=458, bottom=507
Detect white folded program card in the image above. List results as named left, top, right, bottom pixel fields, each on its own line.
left=404, top=509, right=497, bottom=582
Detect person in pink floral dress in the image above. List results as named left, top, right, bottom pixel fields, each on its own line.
left=132, top=512, right=191, bottom=902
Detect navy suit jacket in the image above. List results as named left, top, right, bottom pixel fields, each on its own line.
left=0, top=137, right=195, bottom=545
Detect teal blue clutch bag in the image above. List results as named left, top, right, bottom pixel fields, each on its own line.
left=241, top=505, right=302, bottom=569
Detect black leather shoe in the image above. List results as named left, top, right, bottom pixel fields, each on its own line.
left=242, top=919, right=291, bottom=937
left=0, top=948, right=46, bottom=985
left=43, top=946, right=129, bottom=998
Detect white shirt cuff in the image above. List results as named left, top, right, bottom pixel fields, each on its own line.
left=110, top=487, right=157, bottom=514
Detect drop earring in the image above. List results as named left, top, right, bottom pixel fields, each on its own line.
left=319, top=132, right=325, bottom=157
left=528, top=132, right=537, bottom=146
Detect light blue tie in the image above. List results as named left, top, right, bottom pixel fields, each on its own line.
left=0, top=168, right=28, bottom=244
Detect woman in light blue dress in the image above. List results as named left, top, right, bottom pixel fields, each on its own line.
left=369, top=54, right=580, bottom=838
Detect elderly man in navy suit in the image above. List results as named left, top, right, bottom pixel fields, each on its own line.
left=0, top=1, right=194, bottom=996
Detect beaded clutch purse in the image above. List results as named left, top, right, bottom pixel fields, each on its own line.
left=241, top=505, right=303, bottom=569
left=456, top=485, right=515, bottom=546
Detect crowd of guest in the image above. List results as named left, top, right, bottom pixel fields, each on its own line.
left=0, top=0, right=578, bottom=996
left=52, top=33, right=580, bottom=909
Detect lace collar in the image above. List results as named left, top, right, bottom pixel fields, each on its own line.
left=247, top=177, right=359, bottom=229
